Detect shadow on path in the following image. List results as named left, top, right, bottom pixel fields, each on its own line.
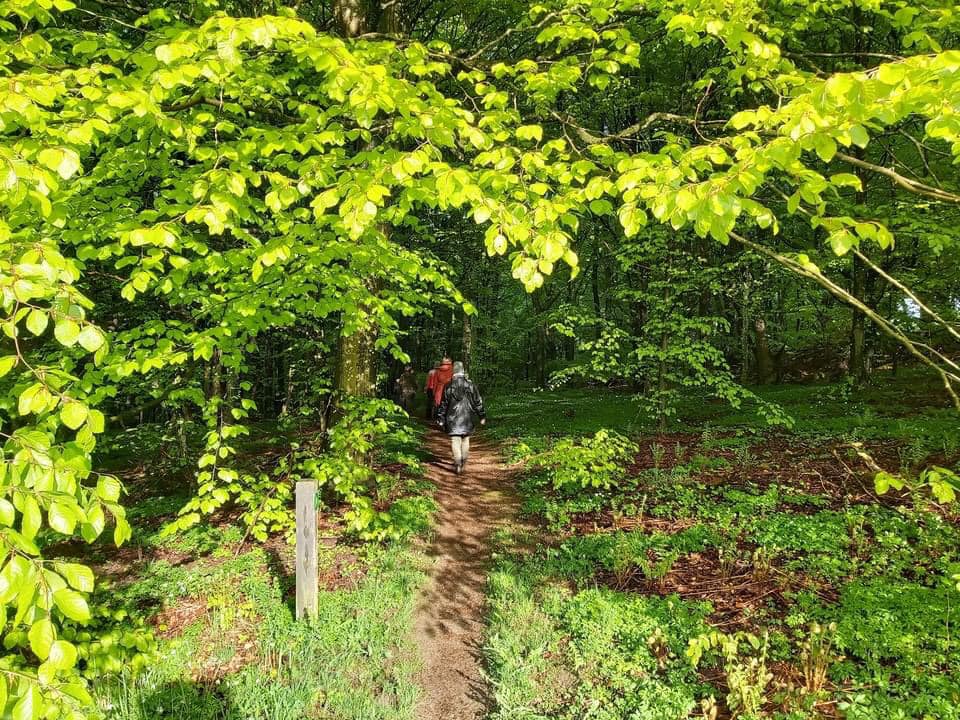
left=413, top=427, right=519, bottom=720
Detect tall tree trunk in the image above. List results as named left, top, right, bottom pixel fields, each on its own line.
left=336, top=322, right=377, bottom=397
left=848, top=8, right=870, bottom=386
left=739, top=281, right=751, bottom=384
left=377, top=0, right=400, bottom=33
left=850, top=253, right=869, bottom=383
left=332, top=1, right=387, bottom=416
left=656, top=286, right=670, bottom=434
left=591, top=246, right=603, bottom=340
left=282, top=353, right=295, bottom=416
left=535, top=324, right=547, bottom=387
left=754, top=318, right=773, bottom=384
left=462, top=311, right=473, bottom=374
left=334, top=0, right=368, bottom=36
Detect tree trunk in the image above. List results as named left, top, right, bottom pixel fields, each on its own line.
left=535, top=324, right=547, bottom=387
left=656, top=286, right=670, bottom=434
left=462, top=311, right=473, bottom=374
left=334, top=0, right=368, bottom=36
left=336, top=322, right=377, bottom=398
left=282, top=354, right=295, bottom=415
left=850, top=253, right=869, bottom=383
left=332, top=1, right=389, bottom=414
left=377, top=0, right=400, bottom=33
left=591, top=247, right=603, bottom=340
left=754, top=318, right=773, bottom=384
left=739, top=281, right=751, bottom=384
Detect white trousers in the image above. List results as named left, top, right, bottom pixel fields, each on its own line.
left=451, top=435, right=471, bottom=466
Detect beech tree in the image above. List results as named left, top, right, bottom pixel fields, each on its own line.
left=2, top=0, right=959, bottom=715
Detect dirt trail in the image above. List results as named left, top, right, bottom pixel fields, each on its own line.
left=413, top=427, right=518, bottom=720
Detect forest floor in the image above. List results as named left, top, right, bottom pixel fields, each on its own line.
left=77, top=370, right=959, bottom=719
left=413, top=428, right=521, bottom=720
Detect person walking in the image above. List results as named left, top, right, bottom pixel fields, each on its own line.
left=396, top=365, right=417, bottom=413
left=424, top=363, right=439, bottom=419
left=431, top=356, right=453, bottom=415
left=437, top=361, right=486, bottom=474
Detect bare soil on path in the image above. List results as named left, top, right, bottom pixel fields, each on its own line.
left=413, top=427, right=519, bottom=720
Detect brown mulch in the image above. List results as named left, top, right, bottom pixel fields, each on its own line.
left=627, top=433, right=703, bottom=473
left=569, top=512, right=695, bottom=536
left=598, top=547, right=792, bottom=630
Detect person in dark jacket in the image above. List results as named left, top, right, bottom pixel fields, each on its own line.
left=437, top=361, right=486, bottom=474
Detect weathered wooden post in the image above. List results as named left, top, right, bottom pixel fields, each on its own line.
left=295, top=480, right=318, bottom=620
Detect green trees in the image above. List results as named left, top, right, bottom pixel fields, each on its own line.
left=1, top=0, right=959, bottom=715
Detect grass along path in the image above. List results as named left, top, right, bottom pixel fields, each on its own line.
left=413, top=427, right=520, bottom=720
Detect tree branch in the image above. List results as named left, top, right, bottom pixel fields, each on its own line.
left=731, top=231, right=960, bottom=410
left=836, top=152, right=960, bottom=204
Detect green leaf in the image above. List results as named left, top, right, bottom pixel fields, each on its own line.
left=830, top=173, right=862, bottom=190
left=37, top=147, right=81, bottom=180
left=516, top=125, right=543, bottom=142
left=0, top=499, right=14, bottom=526
left=60, top=401, right=88, bottom=430
left=56, top=563, right=94, bottom=593
left=12, top=683, right=40, bottom=720
left=28, top=618, right=55, bottom=660
left=0, top=356, right=18, bottom=377
left=813, top=134, right=837, bottom=162
left=48, top=640, right=78, bottom=671
left=53, top=589, right=90, bottom=623
left=874, top=470, right=905, bottom=494
left=25, top=310, right=48, bottom=336
left=22, top=496, right=42, bottom=540
left=54, top=319, right=81, bottom=347
left=48, top=503, right=77, bottom=535
left=97, top=477, right=121, bottom=502
left=848, top=124, right=869, bottom=148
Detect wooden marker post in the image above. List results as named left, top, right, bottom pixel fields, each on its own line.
left=295, top=480, right=318, bottom=620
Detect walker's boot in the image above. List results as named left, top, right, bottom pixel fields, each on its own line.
left=454, top=462, right=462, bottom=475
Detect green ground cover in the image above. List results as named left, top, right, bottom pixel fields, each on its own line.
left=75, top=414, right=434, bottom=720
left=484, top=374, right=960, bottom=720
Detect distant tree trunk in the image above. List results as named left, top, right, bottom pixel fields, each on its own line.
left=848, top=26, right=870, bottom=386
left=282, top=355, right=295, bottom=415
left=591, top=248, right=603, bottom=340
left=377, top=0, right=400, bottom=33
left=656, top=286, right=670, bottom=434
left=462, top=311, right=473, bottom=374
left=334, top=0, right=368, bottom=36
left=532, top=292, right=548, bottom=387
left=850, top=253, right=869, bottom=383
left=739, top=281, right=751, bottom=384
left=754, top=318, right=773, bottom=384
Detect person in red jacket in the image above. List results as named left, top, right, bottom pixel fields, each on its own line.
left=424, top=363, right=439, bottom=419
left=431, top=356, right=453, bottom=412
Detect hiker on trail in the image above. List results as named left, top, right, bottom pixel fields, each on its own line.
left=431, top=356, right=454, bottom=413
left=396, top=365, right=417, bottom=413
left=437, top=361, right=486, bottom=474
left=425, top=362, right=439, bottom=419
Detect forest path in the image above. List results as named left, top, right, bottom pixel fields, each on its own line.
left=413, top=426, right=520, bottom=720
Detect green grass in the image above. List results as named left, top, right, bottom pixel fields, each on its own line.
left=488, top=369, right=960, bottom=456
left=84, top=406, right=437, bottom=720
left=97, top=545, right=425, bottom=720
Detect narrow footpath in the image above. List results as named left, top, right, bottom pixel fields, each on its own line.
left=413, top=427, right=519, bottom=720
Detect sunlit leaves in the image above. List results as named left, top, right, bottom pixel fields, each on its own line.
left=36, top=148, right=81, bottom=180
left=53, top=589, right=90, bottom=623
